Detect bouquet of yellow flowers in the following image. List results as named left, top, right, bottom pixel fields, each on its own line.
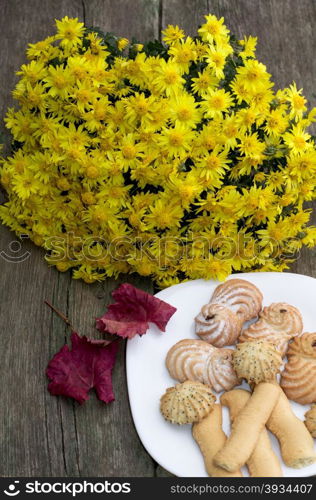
left=1, top=14, right=316, bottom=288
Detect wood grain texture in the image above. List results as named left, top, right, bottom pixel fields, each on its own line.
left=1, top=0, right=316, bottom=478
left=161, top=0, right=208, bottom=37
left=84, top=0, right=160, bottom=41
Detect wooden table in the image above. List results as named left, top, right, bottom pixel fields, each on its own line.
left=1, top=0, right=316, bottom=477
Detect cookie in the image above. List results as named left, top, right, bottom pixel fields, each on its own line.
left=304, top=404, right=316, bottom=438
left=210, top=278, right=263, bottom=321
left=213, top=382, right=280, bottom=472
left=166, top=339, right=215, bottom=384
left=280, top=332, right=316, bottom=404
left=160, top=380, right=216, bottom=425
left=166, top=339, right=239, bottom=392
left=232, top=341, right=283, bottom=384
left=195, top=303, right=243, bottom=347
left=204, top=348, right=240, bottom=392
left=239, top=303, right=303, bottom=356
left=267, top=387, right=316, bottom=468
left=221, top=389, right=282, bottom=477
left=195, top=279, right=262, bottom=347
left=192, top=405, right=243, bottom=477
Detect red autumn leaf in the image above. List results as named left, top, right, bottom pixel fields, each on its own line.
left=46, top=332, right=120, bottom=404
left=96, top=283, right=177, bottom=339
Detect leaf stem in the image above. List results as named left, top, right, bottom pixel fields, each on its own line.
left=44, top=300, right=74, bottom=330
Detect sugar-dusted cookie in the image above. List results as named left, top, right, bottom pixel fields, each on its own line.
left=195, top=303, right=243, bottom=347
left=280, top=332, right=316, bottom=404
left=239, top=303, right=303, bottom=357
left=232, top=341, right=283, bottom=384
left=195, top=279, right=262, bottom=347
left=204, top=348, right=240, bottom=392
left=166, top=339, right=215, bottom=384
left=160, top=380, right=216, bottom=425
left=166, top=339, right=239, bottom=392
left=305, top=404, right=316, bottom=438
left=210, top=279, right=263, bottom=321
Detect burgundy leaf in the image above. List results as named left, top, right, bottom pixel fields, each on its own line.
left=46, top=332, right=119, bottom=404
left=96, top=283, right=177, bottom=339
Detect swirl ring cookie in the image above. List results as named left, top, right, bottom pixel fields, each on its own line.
left=239, top=303, right=303, bottom=356
left=160, top=380, right=216, bottom=424
left=286, top=331, right=316, bottom=359
left=204, top=348, right=240, bottom=392
left=195, top=279, right=263, bottom=347
left=166, top=339, right=239, bottom=392
left=210, top=279, right=263, bottom=321
left=280, top=332, right=316, bottom=404
left=195, top=304, right=243, bottom=347
left=166, top=339, right=216, bottom=384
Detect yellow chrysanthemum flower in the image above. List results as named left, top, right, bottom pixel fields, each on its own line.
left=191, top=70, right=219, bottom=96
left=286, top=83, right=307, bottom=120
left=1, top=14, right=316, bottom=287
left=162, top=25, right=185, bottom=45
left=55, top=16, right=85, bottom=47
left=198, top=14, right=229, bottom=44
left=201, top=88, right=234, bottom=118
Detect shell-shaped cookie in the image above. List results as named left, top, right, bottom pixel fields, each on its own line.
left=305, top=404, right=316, bottom=438
left=166, top=339, right=215, bottom=383
left=232, top=340, right=283, bottom=384
left=210, top=279, right=263, bottom=321
left=204, top=348, right=240, bottom=392
left=280, top=333, right=316, bottom=404
left=160, top=381, right=216, bottom=424
left=239, top=303, right=303, bottom=357
left=195, top=303, right=243, bottom=347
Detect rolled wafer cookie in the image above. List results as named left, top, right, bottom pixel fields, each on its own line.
left=213, top=382, right=280, bottom=472
left=192, top=404, right=243, bottom=477
left=266, top=387, right=316, bottom=468
left=221, top=389, right=282, bottom=477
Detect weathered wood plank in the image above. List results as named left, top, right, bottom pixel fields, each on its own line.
left=0, top=227, right=73, bottom=475
left=161, top=0, right=208, bottom=38
left=84, top=0, right=160, bottom=41
left=0, top=0, right=85, bottom=477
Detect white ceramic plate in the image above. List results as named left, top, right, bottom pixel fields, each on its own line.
left=126, top=272, right=316, bottom=477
